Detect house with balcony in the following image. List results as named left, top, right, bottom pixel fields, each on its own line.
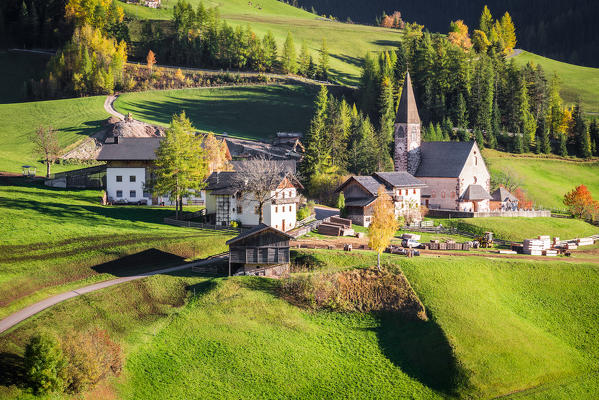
left=204, top=171, right=303, bottom=231
left=335, top=172, right=426, bottom=227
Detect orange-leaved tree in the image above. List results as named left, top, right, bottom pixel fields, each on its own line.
left=147, top=50, right=156, bottom=71
left=369, top=186, right=399, bottom=270
left=563, top=185, right=599, bottom=219
left=513, top=188, right=533, bottom=210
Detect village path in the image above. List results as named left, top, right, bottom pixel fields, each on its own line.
left=104, top=94, right=125, bottom=120
left=0, top=257, right=224, bottom=335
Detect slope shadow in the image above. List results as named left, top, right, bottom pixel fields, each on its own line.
left=0, top=352, right=25, bottom=388
left=92, top=248, right=187, bottom=277
left=375, top=311, right=469, bottom=395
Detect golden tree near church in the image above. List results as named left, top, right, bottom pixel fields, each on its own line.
left=369, top=186, right=400, bottom=270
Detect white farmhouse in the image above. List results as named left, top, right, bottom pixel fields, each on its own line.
left=204, top=171, right=303, bottom=232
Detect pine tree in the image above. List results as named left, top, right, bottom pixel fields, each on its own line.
left=500, top=12, right=517, bottom=54
left=262, top=31, right=278, bottom=72
left=281, top=32, right=297, bottom=74
left=573, top=101, right=591, bottom=158
left=318, top=38, right=329, bottom=80
left=559, top=133, right=568, bottom=157
left=590, top=119, right=599, bottom=156
left=301, top=85, right=329, bottom=179
left=455, top=92, right=469, bottom=129
left=479, top=5, right=494, bottom=37
left=441, top=117, right=453, bottom=141
left=475, top=128, right=485, bottom=148
left=377, top=76, right=395, bottom=168
left=297, top=40, right=310, bottom=76
left=513, top=131, right=523, bottom=153
left=359, top=53, right=379, bottom=120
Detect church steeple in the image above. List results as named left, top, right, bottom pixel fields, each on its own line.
left=395, top=72, right=421, bottom=125
left=394, top=71, right=422, bottom=175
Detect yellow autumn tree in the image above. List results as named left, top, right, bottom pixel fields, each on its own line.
left=500, top=12, right=517, bottom=54
left=65, top=0, right=124, bottom=31
left=472, top=29, right=491, bottom=53
left=147, top=50, right=156, bottom=71
left=175, top=68, right=185, bottom=82
left=368, top=186, right=399, bottom=270
left=448, top=20, right=472, bottom=51
left=203, top=133, right=233, bottom=172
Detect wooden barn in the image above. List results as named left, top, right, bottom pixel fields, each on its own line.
left=226, top=224, right=292, bottom=277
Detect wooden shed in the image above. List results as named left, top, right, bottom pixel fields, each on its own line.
left=226, top=224, right=293, bottom=277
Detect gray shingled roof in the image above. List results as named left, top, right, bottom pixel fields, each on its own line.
left=97, top=137, right=162, bottom=161
left=352, top=176, right=386, bottom=196
left=415, top=141, right=475, bottom=178
left=345, top=198, right=377, bottom=207
left=205, top=172, right=239, bottom=194
left=491, top=187, right=518, bottom=202
left=396, top=72, right=421, bottom=124
left=374, top=172, right=426, bottom=188
left=226, top=223, right=292, bottom=245
left=461, top=184, right=492, bottom=201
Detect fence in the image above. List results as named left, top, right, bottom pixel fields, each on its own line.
left=427, top=209, right=551, bottom=218
left=163, top=218, right=241, bottom=233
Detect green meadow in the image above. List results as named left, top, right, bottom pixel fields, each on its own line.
left=1, top=250, right=598, bottom=399
left=484, top=149, right=599, bottom=211
left=0, top=96, right=108, bottom=174
left=113, top=84, right=317, bottom=140
left=0, top=179, right=232, bottom=319
left=513, top=50, right=599, bottom=115
left=122, top=0, right=402, bottom=84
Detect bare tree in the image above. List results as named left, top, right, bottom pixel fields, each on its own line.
left=32, top=126, right=61, bottom=178
left=232, top=157, right=295, bottom=224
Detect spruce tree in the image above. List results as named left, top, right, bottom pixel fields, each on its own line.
left=513, top=131, right=523, bottom=154
left=298, top=40, right=310, bottom=76
left=475, top=128, right=485, bottom=148
left=455, top=92, right=469, bottom=129
left=281, top=32, right=297, bottom=74
left=301, top=85, right=328, bottom=179
left=559, top=134, right=568, bottom=157
left=572, top=100, right=591, bottom=158
left=262, top=31, right=278, bottom=72
left=590, top=119, right=599, bottom=156
left=318, top=38, right=329, bottom=80
left=441, top=117, right=453, bottom=141
left=479, top=5, right=494, bottom=37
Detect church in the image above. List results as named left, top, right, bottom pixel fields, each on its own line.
left=394, top=73, right=493, bottom=212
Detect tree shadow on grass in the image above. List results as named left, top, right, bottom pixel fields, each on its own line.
left=92, top=248, right=187, bottom=277
left=0, top=352, right=25, bottom=388
left=375, top=311, right=470, bottom=396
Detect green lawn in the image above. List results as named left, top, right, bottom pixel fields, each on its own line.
left=484, top=149, right=599, bottom=211
left=113, top=84, right=317, bottom=140
left=0, top=95, right=109, bottom=174
left=3, top=250, right=598, bottom=399
left=0, top=51, right=51, bottom=104
left=0, top=179, right=232, bottom=319
left=513, top=50, right=599, bottom=115
left=437, top=217, right=598, bottom=242
left=122, top=0, right=402, bottom=85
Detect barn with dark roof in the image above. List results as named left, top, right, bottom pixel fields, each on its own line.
left=394, top=73, right=492, bottom=212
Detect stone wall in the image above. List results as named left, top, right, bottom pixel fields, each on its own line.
left=427, top=209, right=551, bottom=218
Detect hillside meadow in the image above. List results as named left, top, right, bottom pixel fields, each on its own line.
left=484, top=149, right=599, bottom=211
left=0, top=178, right=232, bottom=319
left=113, top=84, right=317, bottom=140
left=0, top=95, right=108, bottom=174
left=1, top=250, right=598, bottom=398
left=513, top=51, right=599, bottom=115
left=122, top=0, right=402, bottom=85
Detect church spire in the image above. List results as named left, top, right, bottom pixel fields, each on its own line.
left=395, top=71, right=420, bottom=125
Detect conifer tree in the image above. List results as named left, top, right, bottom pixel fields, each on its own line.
left=513, top=131, right=523, bottom=153
left=475, top=128, right=485, bottom=148
left=590, top=119, right=599, bottom=156
left=262, top=31, right=278, bottom=72
left=301, top=85, right=329, bottom=179
left=500, top=12, right=517, bottom=54
left=573, top=101, right=592, bottom=158
left=455, top=92, right=469, bottom=129
left=559, top=133, right=568, bottom=157
left=318, top=38, right=329, bottom=80
left=378, top=76, right=395, bottom=160
left=297, top=40, right=310, bottom=76
left=479, top=5, right=494, bottom=37
left=281, top=32, right=297, bottom=74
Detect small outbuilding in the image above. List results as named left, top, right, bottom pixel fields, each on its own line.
left=226, top=224, right=293, bottom=277
left=490, top=187, right=519, bottom=211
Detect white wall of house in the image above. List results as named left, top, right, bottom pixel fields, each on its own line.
left=458, top=144, right=491, bottom=198
left=106, top=167, right=150, bottom=203
left=419, top=177, right=459, bottom=209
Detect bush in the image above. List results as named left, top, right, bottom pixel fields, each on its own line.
left=24, top=333, right=66, bottom=395
left=61, top=328, right=122, bottom=394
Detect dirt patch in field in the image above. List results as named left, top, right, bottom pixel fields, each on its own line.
left=280, top=267, right=427, bottom=320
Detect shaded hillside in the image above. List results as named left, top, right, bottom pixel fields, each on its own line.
left=296, top=0, right=599, bottom=68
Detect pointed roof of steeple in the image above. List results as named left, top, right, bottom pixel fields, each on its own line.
left=396, top=72, right=420, bottom=124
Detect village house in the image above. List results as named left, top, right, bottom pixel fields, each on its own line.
left=204, top=170, right=303, bottom=231
left=335, top=172, right=426, bottom=227
left=394, top=72, right=492, bottom=212
left=226, top=224, right=292, bottom=277
left=97, top=136, right=231, bottom=205
left=490, top=187, right=519, bottom=211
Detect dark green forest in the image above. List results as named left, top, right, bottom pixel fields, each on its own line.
left=294, top=0, right=599, bottom=68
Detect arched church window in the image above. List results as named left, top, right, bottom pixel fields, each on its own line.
left=474, top=176, right=478, bottom=184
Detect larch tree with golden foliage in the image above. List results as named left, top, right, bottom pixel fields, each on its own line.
left=147, top=50, right=156, bottom=71
left=203, top=133, right=233, bottom=172
left=448, top=20, right=472, bottom=51
left=369, top=186, right=399, bottom=270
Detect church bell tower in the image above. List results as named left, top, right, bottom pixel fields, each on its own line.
left=394, top=72, right=421, bottom=175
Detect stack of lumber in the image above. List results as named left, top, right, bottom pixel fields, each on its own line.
left=317, top=220, right=354, bottom=236
left=523, top=236, right=551, bottom=255
left=499, top=250, right=518, bottom=255
left=402, top=233, right=421, bottom=240
left=565, top=242, right=578, bottom=250
left=543, top=249, right=558, bottom=257
left=577, top=237, right=595, bottom=246
left=330, top=216, right=352, bottom=228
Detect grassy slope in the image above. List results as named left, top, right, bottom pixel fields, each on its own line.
left=484, top=149, right=599, bottom=211
left=1, top=250, right=598, bottom=399
left=513, top=51, right=599, bottom=114
left=0, top=51, right=50, bottom=104
left=113, top=84, right=317, bottom=140
left=0, top=179, right=232, bottom=319
left=121, top=0, right=402, bottom=85
left=0, top=96, right=109, bottom=174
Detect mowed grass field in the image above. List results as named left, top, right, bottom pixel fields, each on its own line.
left=484, top=149, right=599, bottom=211
left=122, top=0, right=402, bottom=84
left=2, top=250, right=598, bottom=399
left=113, top=84, right=317, bottom=140
left=0, top=178, right=232, bottom=319
left=0, top=95, right=108, bottom=174
left=513, top=51, right=599, bottom=115
left=0, top=51, right=51, bottom=104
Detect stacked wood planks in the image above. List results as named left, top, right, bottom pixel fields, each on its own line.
left=317, top=219, right=355, bottom=236
left=330, top=216, right=352, bottom=228
left=523, top=236, right=551, bottom=255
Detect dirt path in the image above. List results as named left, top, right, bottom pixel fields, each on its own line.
left=0, top=256, right=225, bottom=334
left=104, top=94, right=124, bottom=120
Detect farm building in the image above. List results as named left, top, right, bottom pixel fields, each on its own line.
left=335, top=172, right=426, bottom=227
left=394, top=72, right=492, bottom=213
left=490, top=187, right=519, bottom=211
left=226, top=224, right=292, bottom=277
left=204, top=170, right=303, bottom=231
